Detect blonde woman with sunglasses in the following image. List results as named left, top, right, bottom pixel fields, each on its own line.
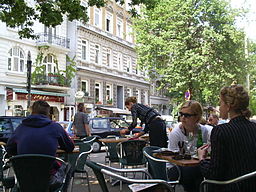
left=168, top=100, right=210, bottom=192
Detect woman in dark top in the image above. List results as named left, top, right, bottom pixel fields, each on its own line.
left=198, top=84, right=256, bottom=192
left=120, top=96, right=168, bottom=147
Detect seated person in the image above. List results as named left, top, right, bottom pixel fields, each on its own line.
left=198, top=84, right=256, bottom=192
left=207, top=114, right=219, bottom=126
left=168, top=100, right=210, bottom=192
left=6, top=100, right=75, bottom=192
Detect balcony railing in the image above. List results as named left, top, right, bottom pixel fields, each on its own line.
left=33, top=74, right=71, bottom=87
left=36, top=33, right=70, bottom=49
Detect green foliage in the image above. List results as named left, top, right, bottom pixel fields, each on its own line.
left=31, top=46, right=76, bottom=86
left=133, top=0, right=248, bottom=106
left=0, top=0, right=156, bottom=39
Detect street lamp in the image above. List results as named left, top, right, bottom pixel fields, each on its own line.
left=27, top=51, right=32, bottom=115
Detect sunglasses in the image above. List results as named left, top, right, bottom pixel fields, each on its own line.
left=179, top=112, right=197, bottom=118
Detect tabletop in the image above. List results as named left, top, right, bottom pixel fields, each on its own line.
left=154, top=153, right=200, bottom=167
left=56, top=146, right=80, bottom=154
left=99, top=137, right=130, bottom=143
left=99, top=137, right=147, bottom=143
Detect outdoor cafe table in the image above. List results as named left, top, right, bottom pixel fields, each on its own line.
left=154, top=153, right=201, bottom=167
left=57, top=146, right=80, bottom=169
left=99, top=137, right=147, bottom=143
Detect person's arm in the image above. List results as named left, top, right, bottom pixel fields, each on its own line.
left=6, top=134, right=17, bottom=156
left=168, top=126, right=182, bottom=152
left=85, top=124, right=91, bottom=136
left=120, top=105, right=138, bottom=135
left=83, top=113, right=91, bottom=136
left=199, top=126, right=226, bottom=180
left=57, top=124, right=75, bottom=152
left=128, top=105, right=138, bottom=131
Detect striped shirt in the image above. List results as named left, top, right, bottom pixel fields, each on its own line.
left=200, top=116, right=256, bottom=192
left=128, top=103, right=159, bottom=132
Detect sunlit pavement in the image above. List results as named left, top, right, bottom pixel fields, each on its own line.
left=71, top=148, right=185, bottom=192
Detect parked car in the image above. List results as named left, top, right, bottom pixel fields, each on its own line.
left=89, top=117, right=143, bottom=152
left=60, top=117, right=143, bottom=152
left=58, top=121, right=74, bottom=137
left=0, top=116, right=24, bottom=143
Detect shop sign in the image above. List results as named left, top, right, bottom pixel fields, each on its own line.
left=16, top=93, right=64, bottom=103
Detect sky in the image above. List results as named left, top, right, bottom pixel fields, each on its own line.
left=230, top=0, right=256, bottom=41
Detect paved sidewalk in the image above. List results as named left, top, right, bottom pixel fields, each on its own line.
left=72, top=150, right=185, bottom=192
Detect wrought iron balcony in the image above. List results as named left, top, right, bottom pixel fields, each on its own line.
left=33, top=74, right=71, bottom=87
left=36, top=33, right=70, bottom=49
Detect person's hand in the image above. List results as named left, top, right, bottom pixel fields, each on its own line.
left=197, top=144, right=210, bottom=161
left=120, top=129, right=129, bottom=135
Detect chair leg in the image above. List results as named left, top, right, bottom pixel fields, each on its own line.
left=69, top=174, right=74, bottom=192
left=84, top=171, right=91, bottom=192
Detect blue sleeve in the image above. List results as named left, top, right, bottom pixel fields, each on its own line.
left=6, top=131, right=18, bottom=156
left=56, top=124, right=75, bottom=152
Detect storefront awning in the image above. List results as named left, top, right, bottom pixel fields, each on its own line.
left=12, top=88, right=69, bottom=97
left=95, top=106, right=131, bottom=115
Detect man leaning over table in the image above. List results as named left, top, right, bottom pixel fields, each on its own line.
left=6, top=100, right=75, bottom=192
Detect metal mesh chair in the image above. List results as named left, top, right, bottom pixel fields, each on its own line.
left=9, top=154, right=69, bottom=192
left=85, top=160, right=152, bottom=192
left=143, top=146, right=180, bottom=191
left=70, top=136, right=95, bottom=192
left=117, top=140, right=147, bottom=167
left=0, top=146, right=15, bottom=192
left=200, top=170, right=256, bottom=192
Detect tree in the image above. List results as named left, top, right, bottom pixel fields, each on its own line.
left=0, top=0, right=157, bottom=39
left=133, top=0, right=248, bottom=105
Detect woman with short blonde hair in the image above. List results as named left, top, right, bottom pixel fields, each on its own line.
left=198, top=84, right=256, bottom=192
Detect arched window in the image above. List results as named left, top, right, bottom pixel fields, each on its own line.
left=43, top=54, right=57, bottom=74
left=8, top=47, right=25, bottom=72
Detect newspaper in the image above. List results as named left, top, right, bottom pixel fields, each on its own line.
left=128, top=183, right=158, bottom=192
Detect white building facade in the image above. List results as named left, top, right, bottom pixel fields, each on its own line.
left=0, top=16, right=73, bottom=121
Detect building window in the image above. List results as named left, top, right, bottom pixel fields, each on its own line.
left=106, top=48, right=112, bottom=66
left=8, top=47, right=25, bottom=72
left=43, top=54, right=56, bottom=74
left=81, top=80, right=89, bottom=96
left=144, top=91, right=149, bottom=105
left=95, top=44, right=100, bottom=64
left=95, top=82, right=102, bottom=104
left=81, top=40, right=89, bottom=61
left=106, top=84, right=112, bottom=103
left=117, top=52, right=122, bottom=70
left=116, top=18, right=123, bottom=38
left=126, top=56, right=132, bottom=73
left=126, top=24, right=133, bottom=42
left=127, top=88, right=132, bottom=97
left=94, top=8, right=101, bottom=28
left=106, top=13, right=113, bottom=33
left=137, top=89, right=141, bottom=103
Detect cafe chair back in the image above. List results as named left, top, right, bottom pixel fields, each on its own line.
left=143, top=146, right=181, bottom=181
left=101, top=167, right=175, bottom=192
left=9, top=154, right=68, bottom=192
left=117, top=140, right=147, bottom=167
left=70, top=141, right=94, bottom=192
left=103, top=136, right=120, bottom=166
left=82, top=136, right=96, bottom=144
left=200, top=170, right=256, bottom=192
left=0, top=146, right=15, bottom=192
left=85, top=160, right=152, bottom=192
